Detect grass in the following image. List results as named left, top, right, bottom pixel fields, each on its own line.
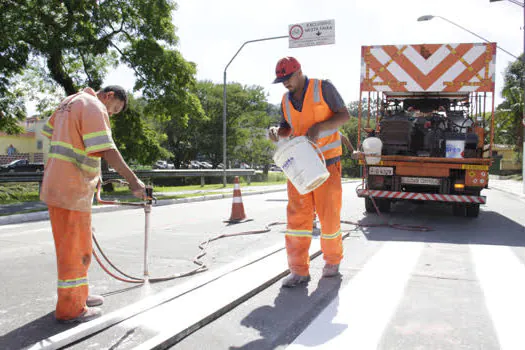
left=0, top=173, right=287, bottom=205
left=0, top=183, right=40, bottom=204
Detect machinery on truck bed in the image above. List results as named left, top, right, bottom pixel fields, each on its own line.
left=356, top=42, right=497, bottom=218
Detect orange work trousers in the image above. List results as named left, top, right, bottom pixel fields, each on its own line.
left=286, top=162, right=343, bottom=276
left=48, top=206, right=92, bottom=320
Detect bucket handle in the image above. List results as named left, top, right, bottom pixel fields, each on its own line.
left=306, top=138, right=327, bottom=167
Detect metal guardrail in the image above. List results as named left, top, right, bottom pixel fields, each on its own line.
left=0, top=169, right=256, bottom=185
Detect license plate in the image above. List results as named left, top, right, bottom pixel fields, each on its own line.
left=401, top=177, right=440, bottom=186
left=368, top=166, right=393, bottom=176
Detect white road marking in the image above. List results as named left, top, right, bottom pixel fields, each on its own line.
left=287, top=241, right=423, bottom=349
left=471, top=244, right=525, bottom=350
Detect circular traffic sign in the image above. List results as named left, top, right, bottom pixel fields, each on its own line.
left=289, top=24, right=303, bottom=40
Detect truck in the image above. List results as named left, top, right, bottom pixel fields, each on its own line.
left=356, top=42, right=496, bottom=218
left=0, top=159, right=45, bottom=173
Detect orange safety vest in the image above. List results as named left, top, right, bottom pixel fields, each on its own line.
left=281, top=79, right=342, bottom=161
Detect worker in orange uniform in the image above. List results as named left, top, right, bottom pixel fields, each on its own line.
left=40, top=86, right=145, bottom=323
left=268, top=57, right=350, bottom=287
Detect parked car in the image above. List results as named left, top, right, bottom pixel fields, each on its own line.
left=0, top=159, right=44, bottom=173
left=270, top=164, right=282, bottom=172
left=189, top=160, right=202, bottom=169
left=153, top=160, right=168, bottom=169
left=153, top=160, right=174, bottom=169
left=198, top=161, right=213, bottom=169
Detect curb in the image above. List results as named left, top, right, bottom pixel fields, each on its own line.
left=488, top=184, right=525, bottom=202
left=0, top=180, right=358, bottom=227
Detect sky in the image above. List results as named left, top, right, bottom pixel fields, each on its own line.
left=98, top=0, right=521, bottom=111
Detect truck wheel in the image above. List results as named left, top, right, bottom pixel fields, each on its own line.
left=452, top=203, right=466, bottom=217
left=365, top=198, right=375, bottom=213
left=377, top=199, right=391, bottom=213
left=365, top=198, right=390, bottom=213
left=466, top=204, right=480, bottom=218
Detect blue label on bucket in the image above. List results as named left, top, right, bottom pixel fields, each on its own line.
left=282, top=157, right=295, bottom=169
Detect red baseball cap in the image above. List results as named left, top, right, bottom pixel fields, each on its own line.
left=273, top=57, right=301, bottom=83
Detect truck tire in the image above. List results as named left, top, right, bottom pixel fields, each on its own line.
left=452, top=203, right=466, bottom=217
left=365, top=197, right=391, bottom=214
left=466, top=203, right=480, bottom=218
left=365, top=197, right=375, bottom=213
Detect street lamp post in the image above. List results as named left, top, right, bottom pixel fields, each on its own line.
left=417, top=15, right=518, bottom=59
left=418, top=12, right=523, bottom=192
left=222, top=35, right=287, bottom=187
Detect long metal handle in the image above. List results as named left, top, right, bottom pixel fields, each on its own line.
left=143, top=186, right=153, bottom=280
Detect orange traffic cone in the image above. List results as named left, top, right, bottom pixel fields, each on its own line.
left=224, top=176, right=249, bottom=224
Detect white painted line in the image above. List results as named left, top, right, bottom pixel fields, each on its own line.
left=132, top=239, right=323, bottom=350
left=287, top=241, right=423, bottom=349
left=0, top=227, right=51, bottom=239
left=0, top=223, right=27, bottom=231
left=27, top=242, right=287, bottom=350
left=471, top=245, right=525, bottom=350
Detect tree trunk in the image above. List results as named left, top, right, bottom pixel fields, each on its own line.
left=47, top=50, right=77, bottom=95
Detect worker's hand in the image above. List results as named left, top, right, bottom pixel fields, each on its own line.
left=268, top=126, right=280, bottom=142
left=129, top=178, right=146, bottom=199
left=306, top=123, right=322, bottom=142
left=351, top=151, right=362, bottom=160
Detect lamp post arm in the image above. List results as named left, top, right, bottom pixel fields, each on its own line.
left=222, top=35, right=288, bottom=186
left=436, top=15, right=519, bottom=59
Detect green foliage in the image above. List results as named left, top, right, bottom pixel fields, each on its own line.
left=191, top=81, right=275, bottom=167
left=495, top=55, right=524, bottom=150
left=0, top=183, right=40, bottom=203
left=111, top=96, right=170, bottom=164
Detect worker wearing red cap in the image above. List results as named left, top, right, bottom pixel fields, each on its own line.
left=268, top=57, right=350, bottom=287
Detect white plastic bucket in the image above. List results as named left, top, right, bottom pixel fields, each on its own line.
left=362, top=137, right=383, bottom=165
left=273, top=136, right=330, bottom=195
left=445, top=140, right=465, bottom=158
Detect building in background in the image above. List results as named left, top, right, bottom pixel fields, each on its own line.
left=0, top=116, right=49, bottom=165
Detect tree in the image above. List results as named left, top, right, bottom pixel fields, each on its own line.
left=495, top=55, right=524, bottom=150
left=111, top=95, right=171, bottom=165
left=1, top=0, right=203, bottom=165
left=191, top=82, right=274, bottom=168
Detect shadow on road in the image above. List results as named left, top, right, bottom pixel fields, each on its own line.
left=354, top=201, right=525, bottom=247
left=229, top=276, right=343, bottom=350
left=0, top=311, right=77, bottom=350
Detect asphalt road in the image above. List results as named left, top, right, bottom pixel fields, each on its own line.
left=1, top=182, right=524, bottom=349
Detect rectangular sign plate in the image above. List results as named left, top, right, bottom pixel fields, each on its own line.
left=401, top=177, right=440, bottom=186
left=289, top=19, right=335, bottom=49
left=369, top=166, right=394, bottom=176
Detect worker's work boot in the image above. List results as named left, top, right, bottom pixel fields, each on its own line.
left=322, top=264, right=340, bottom=277
left=282, top=273, right=311, bottom=288
left=87, top=294, right=104, bottom=307
left=56, top=307, right=102, bottom=324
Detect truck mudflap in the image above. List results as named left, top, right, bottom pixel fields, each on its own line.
left=356, top=189, right=486, bottom=204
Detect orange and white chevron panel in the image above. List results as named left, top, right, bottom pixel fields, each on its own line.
left=360, top=42, right=496, bottom=93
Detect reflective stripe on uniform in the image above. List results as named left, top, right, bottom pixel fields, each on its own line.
left=286, top=229, right=312, bottom=238
left=316, top=139, right=342, bottom=153
left=318, top=128, right=338, bottom=138
left=313, top=79, right=321, bottom=103
left=284, top=94, right=294, bottom=135
left=57, top=277, right=88, bottom=289
left=42, top=121, right=54, bottom=138
left=49, top=141, right=100, bottom=173
left=321, top=229, right=342, bottom=240
left=83, top=130, right=114, bottom=153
